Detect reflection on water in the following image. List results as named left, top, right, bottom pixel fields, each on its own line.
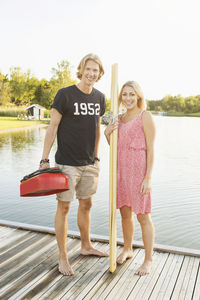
left=0, top=129, right=37, bottom=151
left=11, top=131, right=35, bottom=152
left=0, top=117, right=200, bottom=250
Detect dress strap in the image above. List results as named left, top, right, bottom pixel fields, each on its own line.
left=138, top=109, right=145, bottom=117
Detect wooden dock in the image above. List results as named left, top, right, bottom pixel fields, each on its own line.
left=0, top=221, right=200, bottom=300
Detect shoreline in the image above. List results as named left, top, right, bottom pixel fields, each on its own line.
left=0, top=123, right=48, bottom=133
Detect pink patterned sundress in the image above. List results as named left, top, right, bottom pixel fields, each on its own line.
left=117, top=110, right=152, bottom=214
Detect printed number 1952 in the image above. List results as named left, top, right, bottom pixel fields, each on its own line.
left=74, top=103, right=100, bottom=115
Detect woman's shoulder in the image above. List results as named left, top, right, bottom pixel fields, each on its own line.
left=142, top=110, right=154, bottom=124
left=142, top=110, right=153, bottom=118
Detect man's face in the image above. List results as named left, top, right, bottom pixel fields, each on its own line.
left=81, top=59, right=100, bottom=87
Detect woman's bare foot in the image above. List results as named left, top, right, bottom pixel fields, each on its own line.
left=58, top=255, right=74, bottom=276
left=117, top=249, right=133, bottom=264
left=135, top=260, right=152, bottom=276
left=81, top=246, right=109, bottom=257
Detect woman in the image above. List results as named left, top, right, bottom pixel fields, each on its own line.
left=104, top=81, right=156, bottom=276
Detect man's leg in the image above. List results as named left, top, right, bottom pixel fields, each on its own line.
left=77, top=197, right=109, bottom=257
left=54, top=200, right=74, bottom=275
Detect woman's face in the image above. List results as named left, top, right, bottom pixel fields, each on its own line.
left=121, top=86, right=138, bottom=110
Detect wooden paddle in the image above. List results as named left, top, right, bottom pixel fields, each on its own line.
left=109, top=63, right=118, bottom=273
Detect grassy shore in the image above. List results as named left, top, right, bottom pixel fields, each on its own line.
left=0, top=117, right=49, bottom=131
left=152, top=111, right=200, bottom=117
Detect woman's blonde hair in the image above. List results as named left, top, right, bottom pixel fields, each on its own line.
left=118, top=81, right=146, bottom=109
left=77, top=53, right=104, bottom=81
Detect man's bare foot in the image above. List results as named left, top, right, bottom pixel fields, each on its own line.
left=58, top=256, right=74, bottom=276
left=135, top=260, right=152, bottom=276
left=81, top=246, right=109, bottom=257
left=117, top=249, right=133, bottom=264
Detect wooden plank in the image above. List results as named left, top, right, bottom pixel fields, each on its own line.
left=184, top=257, right=200, bottom=300
left=5, top=239, right=81, bottom=300
left=41, top=243, right=109, bottom=300
left=0, top=235, right=58, bottom=295
left=105, top=250, right=154, bottom=300
left=125, top=252, right=168, bottom=300
left=0, top=227, right=17, bottom=241
left=105, top=249, right=147, bottom=300
left=149, top=253, right=184, bottom=300
left=24, top=240, right=83, bottom=300
left=178, top=256, right=199, bottom=300
left=193, top=260, right=200, bottom=300
left=57, top=243, right=110, bottom=300
left=0, top=226, right=15, bottom=236
left=136, top=253, right=170, bottom=300
left=85, top=248, right=141, bottom=300
left=148, top=253, right=176, bottom=299
left=109, top=63, right=118, bottom=273
left=19, top=242, right=102, bottom=299
left=111, top=251, right=155, bottom=300
left=0, top=230, right=32, bottom=254
left=0, top=232, right=51, bottom=271
left=0, top=238, right=76, bottom=298
left=0, top=232, right=42, bottom=265
left=1, top=222, right=200, bottom=258
left=74, top=244, right=122, bottom=300
left=170, top=255, right=190, bottom=300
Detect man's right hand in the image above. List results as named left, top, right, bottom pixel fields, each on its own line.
left=39, top=159, right=50, bottom=170
left=39, top=162, right=50, bottom=170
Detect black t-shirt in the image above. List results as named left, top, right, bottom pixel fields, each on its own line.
left=52, top=85, right=106, bottom=166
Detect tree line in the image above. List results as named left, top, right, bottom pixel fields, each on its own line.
left=147, top=95, right=200, bottom=113
left=0, top=60, right=76, bottom=108
left=1, top=62, right=200, bottom=114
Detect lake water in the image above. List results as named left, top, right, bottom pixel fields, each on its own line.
left=0, top=116, right=200, bottom=250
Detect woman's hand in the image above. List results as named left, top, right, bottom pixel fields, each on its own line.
left=140, top=177, right=151, bottom=195
left=104, top=118, right=118, bottom=144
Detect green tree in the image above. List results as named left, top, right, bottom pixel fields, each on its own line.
left=0, top=73, right=11, bottom=105
left=24, top=70, right=39, bottom=105
left=105, top=97, right=111, bottom=111
left=49, top=60, right=77, bottom=104
left=9, top=67, right=27, bottom=105
left=32, top=81, right=51, bottom=108
left=174, top=95, right=185, bottom=112
left=9, top=67, right=39, bottom=105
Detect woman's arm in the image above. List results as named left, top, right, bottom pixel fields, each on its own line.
left=141, top=111, right=156, bottom=194
left=40, top=108, right=62, bottom=169
left=104, top=119, right=118, bottom=145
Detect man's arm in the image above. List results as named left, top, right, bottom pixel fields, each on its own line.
left=40, top=108, right=62, bottom=169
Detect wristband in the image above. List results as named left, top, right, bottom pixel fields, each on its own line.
left=40, top=159, right=49, bottom=164
left=94, top=157, right=100, bottom=162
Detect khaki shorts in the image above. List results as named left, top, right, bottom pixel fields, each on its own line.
left=55, top=162, right=100, bottom=202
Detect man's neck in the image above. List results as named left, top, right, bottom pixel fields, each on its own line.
left=76, top=82, right=93, bottom=94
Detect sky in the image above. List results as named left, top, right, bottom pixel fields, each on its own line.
left=0, top=0, right=200, bottom=99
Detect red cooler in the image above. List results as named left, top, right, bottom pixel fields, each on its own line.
left=20, top=168, right=69, bottom=197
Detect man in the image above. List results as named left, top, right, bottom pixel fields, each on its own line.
left=40, top=53, right=108, bottom=276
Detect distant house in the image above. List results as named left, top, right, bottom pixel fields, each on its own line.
left=25, top=104, right=46, bottom=120
left=157, top=111, right=167, bottom=116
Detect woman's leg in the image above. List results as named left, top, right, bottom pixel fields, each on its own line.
left=117, top=206, right=134, bottom=264
left=135, top=213, right=154, bottom=275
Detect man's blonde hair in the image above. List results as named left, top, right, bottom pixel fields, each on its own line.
left=77, top=53, right=104, bottom=81
left=118, top=81, right=146, bottom=109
